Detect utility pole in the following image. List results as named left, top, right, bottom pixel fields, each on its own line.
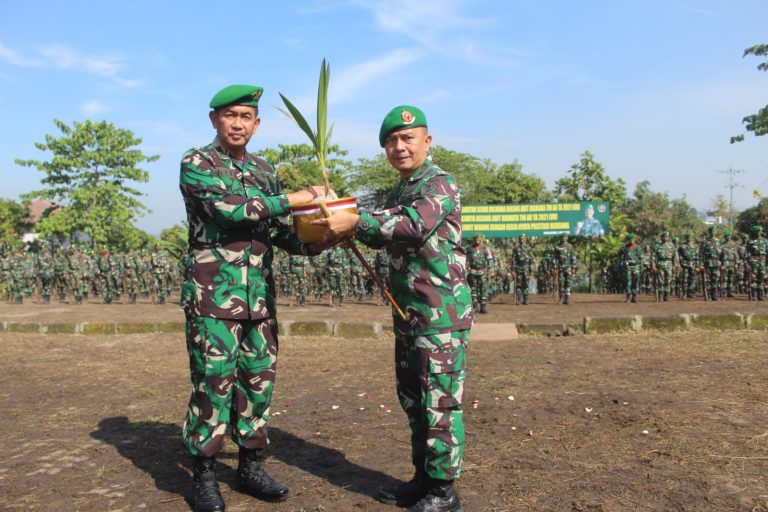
left=717, top=167, right=745, bottom=226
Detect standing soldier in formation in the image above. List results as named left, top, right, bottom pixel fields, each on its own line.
left=151, top=249, right=170, bottom=305
left=288, top=254, right=309, bottom=306
left=537, top=250, right=553, bottom=295
left=68, top=247, right=86, bottom=305
left=720, top=231, right=739, bottom=299
left=7, top=247, right=25, bottom=304
left=653, top=231, right=677, bottom=301
left=511, top=234, right=535, bottom=305
left=326, top=245, right=347, bottom=307
left=677, top=231, right=699, bottom=299
left=374, top=249, right=391, bottom=306
left=123, top=250, right=140, bottom=304
left=699, top=226, right=722, bottom=301
left=466, top=234, right=493, bottom=313
left=37, top=247, right=54, bottom=304
left=619, top=233, right=643, bottom=303
left=746, top=225, right=767, bottom=300
left=53, top=249, right=69, bottom=302
left=553, top=234, right=576, bottom=304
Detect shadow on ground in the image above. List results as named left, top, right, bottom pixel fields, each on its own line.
left=90, top=417, right=399, bottom=506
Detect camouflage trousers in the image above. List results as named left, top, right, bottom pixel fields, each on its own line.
left=467, top=273, right=486, bottom=304
left=291, top=272, right=308, bottom=301
left=680, top=265, right=696, bottom=296
left=557, top=267, right=573, bottom=297
left=515, top=268, right=531, bottom=297
left=624, top=267, right=641, bottom=294
left=395, top=329, right=469, bottom=481
left=183, top=315, right=279, bottom=458
left=328, top=270, right=345, bottom=300
left=657, top=262, right=673, bottom=293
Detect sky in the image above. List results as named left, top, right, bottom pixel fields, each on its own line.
left=0, top=0, right=766, bottom=235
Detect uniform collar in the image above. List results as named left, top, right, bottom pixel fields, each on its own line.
left=211, top=136, right=250, bottom=164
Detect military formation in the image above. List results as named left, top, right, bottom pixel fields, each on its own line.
left=606, top=225, right=768, bottom=301
left=0, top=245, right=177, bottom=305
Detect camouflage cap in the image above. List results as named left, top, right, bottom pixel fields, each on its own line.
left=210, top=84, right=263, bottom=110
left=379, top=105, right=427, bottom=147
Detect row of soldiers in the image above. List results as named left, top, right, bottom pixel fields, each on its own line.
left=465, top=233, right=578, bottom=311
left=615, top=225, right=768, bottom=302
left=273, top=245, right=391, bottom=306
left=1, top=246, right=177, bottom=305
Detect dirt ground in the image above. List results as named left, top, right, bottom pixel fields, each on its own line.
left=1, top=298, right=768, bottom=511
left=2, top=291, right=767, bottom=327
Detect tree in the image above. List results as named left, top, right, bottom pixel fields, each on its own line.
left=158, top=223, right=188, bottom=264
left=256, top=143, right=351, bottom=197
left=623, top=181, right=703, bottom=241
left=735, top=198, right=768, bottom=234
left=731, top=44, right=768, bottom=144
left=0, top=198, right=30, bottom=248
left=554, top=151, right=628, bottom=211
left=15, top=119, right=158, bottom=247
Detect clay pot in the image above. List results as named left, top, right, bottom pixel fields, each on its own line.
left=291, top=196, right=358, bottom=243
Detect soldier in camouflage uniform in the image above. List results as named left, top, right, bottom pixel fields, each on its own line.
left=53, top=249, right=69, bottom=302
left=178, top=84, right=329, bottom=511
left=0, top=250, right=10, bottom=303
left=720, top=231, right=739, bottom=298
left=746, top=225, right=768, bottom=300
left=288, top=254, right=309, bottom=305
left=151, top=249, right=171, bottom=304
left=653, top=231, right=677, bottom=301
left=325, top=245, right=347, bottom=306
left=374, top=248, right=391, bottom=306
left=123, top=250, right=140, bottom=304
left=8, top=247, right=25, bottom=304
left=68, top=248, right=86, bottom=305
left=37, top=248, right=54, bottom=304
left=619, top=233, right=642, bottom=303
left=465, top=234, right=493, bottom=313
left=699, top=226, right=722, bottom=301
left=315, top=105, right=473, bottom=512
left=512, top=234, right=535, bottom=305
left=553, top=234, right=577, bottom=304
left=677, top=231, right=699, bottom=299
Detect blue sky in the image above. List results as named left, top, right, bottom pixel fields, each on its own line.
left=1, top=0, right=766, bottom=234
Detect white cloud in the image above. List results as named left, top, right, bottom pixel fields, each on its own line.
left=81, top=100, right=108, bottom=117
left=331, top=48, right=426, bottom=102
left=0, top=40, right=43, bottom=67
left=0, top=40, right=143, bottom=87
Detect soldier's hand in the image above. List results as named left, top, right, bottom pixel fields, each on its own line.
left=312, top=211, right=359, bottom=244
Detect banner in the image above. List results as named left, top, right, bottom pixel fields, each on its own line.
left=462, top=202, right=610, bottom=238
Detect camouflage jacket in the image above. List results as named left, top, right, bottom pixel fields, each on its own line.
left=553, top=243, right=576, bottom=270
left=677, top=242, right=698, bottom=267
left=466, top=243, right=493, bottom=275
left=512, top=243, right=535, bottom=271
left=355, top=158, right=474, bottom=335
left=179, top=138, right=310, bottom=320
left=620, top=243, right=643, bottom=270
left=699, top=238, right=722, bottom=268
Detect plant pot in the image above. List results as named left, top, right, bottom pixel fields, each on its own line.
left=291, top=196, right=358, bottom=243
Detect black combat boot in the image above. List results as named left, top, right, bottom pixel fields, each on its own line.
left=523, top=294, right=528, bottom=305
left=710, top=289, right=718, bottom=301
left=563, top=294, right=570, bottom=305
left=408, top=478, right=463, bottom=512
left=42, top=295, right=50, bottom=304
left=156, top=296, right=165, bottom=305
left=58, top=293, right=66, bottom=302
left=13, top=296, right=23, bottom=305
left=377, top=468, right=428, bottom=507
left=236, top=448, right=288, bottom=502
left=479, top=302, right=488, bottom=314
left=192, top=456, right=225, bottom=512
left=631, top=293, right=637, bottom=303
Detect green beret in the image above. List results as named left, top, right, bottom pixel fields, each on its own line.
left=210, top=84, right=263, bottom=110
left=626, top=233, right=635, bottom=241
left=684, top=231, right=693, bottom=238
left=753, top=225, right=763, bottom=232
left=707, top=225, right=715, bottom=232
left=660, top=231, right=669, bottom=236
left=379, top=105, right=427, bottom=147
left=724, top=231, right=732, bottom=237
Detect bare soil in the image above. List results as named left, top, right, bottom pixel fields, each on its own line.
left=1, top=298, right=768, bottom=511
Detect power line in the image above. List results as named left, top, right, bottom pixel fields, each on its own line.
left=716, top=167, right=745, bottom=226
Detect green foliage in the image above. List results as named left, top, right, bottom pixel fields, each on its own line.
left=348, top=146, right=551, bottom=209
left=15, top=119, right=158, bottom=247
left=256, top=143, right=350, bottom=197
left=277, top=59, right=334, bottom=191
left=735, top=198, right=768, bottom=234
left=554, top=151, right=628, bottom=211
left=158, top=223, right=188, bottom=264
left=623, top=181, right=703, bottom=241
left=0, top=198, right=31, bottom=246
left=731, top=43, right=768, bottom=143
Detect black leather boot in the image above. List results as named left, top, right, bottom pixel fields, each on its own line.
left=237, top=448, right=288, bottom=502
left=192, top=456, right=225, bottom=512
left=408, top=479, right=463, bottom=512
left=377, top=469, right=427, bottom=507
left=479, top=302, right=488, bottom=314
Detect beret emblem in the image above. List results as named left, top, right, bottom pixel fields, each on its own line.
left=401, top=109, right=415, bottom=124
